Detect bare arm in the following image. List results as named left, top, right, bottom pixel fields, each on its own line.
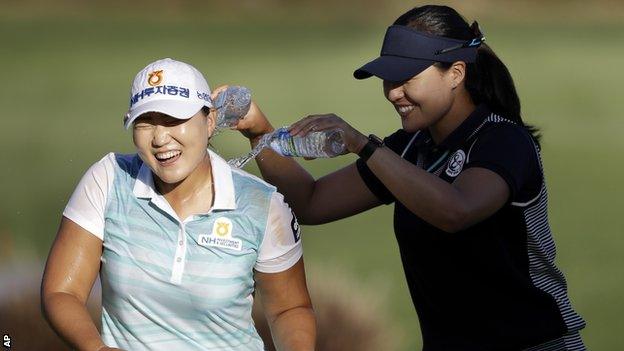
left=255, top=259, right=316, bottom=351
left=212, top=86, right=382, bottom=224
left=287, top=114, right=510, bottom=233
left=366, top=147, right=509, bottom=232
left=41, top=217, right=120, bottom=351
left=254, top=145, right=381, bottom=224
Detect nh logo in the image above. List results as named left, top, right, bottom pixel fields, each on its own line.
left=200, top=236, right=218, bottom=245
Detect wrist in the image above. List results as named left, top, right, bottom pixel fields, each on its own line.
left=352, top=133, right=369, bottom=154
left=249, top=126, right=275, bottom=147
left=357, top=134, right=384, bottom=162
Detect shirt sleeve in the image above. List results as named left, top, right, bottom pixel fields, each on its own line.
left=62, top=153, right=116, bottom=240
left=355, top=130, right=412, bottom=204
left=254, top=191, right=303, bottom=273
left=464, top=124, right=542, bottom=204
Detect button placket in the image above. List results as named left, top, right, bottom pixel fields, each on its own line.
left=170, top=222, right=188, bottom=284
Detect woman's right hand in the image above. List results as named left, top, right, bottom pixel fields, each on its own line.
left=235, top=101, right=275, bottom=143
left=97, top=347, right=125, bottom=351
left=210, top=85, right=275, bottom=143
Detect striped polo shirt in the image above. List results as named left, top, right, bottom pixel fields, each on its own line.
left=63, top=149, right=302, bottom=350
left=357, top=104, right=586, bottom=351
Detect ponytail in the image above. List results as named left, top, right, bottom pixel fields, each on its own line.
left=395, top=5, right=540, bottom=145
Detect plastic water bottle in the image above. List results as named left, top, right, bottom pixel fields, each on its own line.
left=228, top=127, right=347, bottom=168
left=214, top=86, right=251, bottom=128
left=267, top=127, right=346, bottom=158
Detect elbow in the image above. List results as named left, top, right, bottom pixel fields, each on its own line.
left=298, top=213, right=337, bottom=226
left=40, top=290, right=59, bottom=312
left=296, top=213, right=314, bottom=226
left=40, top=281, right=53, bottom=316
left=436, top=205, right=471, bottom=234
left=294, top=204, right=329, bottom=226
left=40, top=290, right=58, bottom=323
left=297, top=214, right=324, bottom=226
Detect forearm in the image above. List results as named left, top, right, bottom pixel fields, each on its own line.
left=366, top=146, right=467, bottom=232
left=251, top=135, right=318, bottom=221
left=42, top=292, right=105, bottom=351
left=269, top=306, right=316, bottom=351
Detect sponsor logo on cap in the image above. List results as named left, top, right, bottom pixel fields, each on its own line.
left=147, top=70, right=164, bottom=86
left=129, top=85, right=190, bottom=107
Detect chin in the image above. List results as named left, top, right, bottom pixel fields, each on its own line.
left=401, top=119, right=425, bottom=133
left=151, top=167, right=188, bottom=185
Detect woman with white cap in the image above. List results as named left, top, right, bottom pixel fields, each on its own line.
left=231, top=5, right=585, bottom=351
left=41, top=58, right=316, bottom=351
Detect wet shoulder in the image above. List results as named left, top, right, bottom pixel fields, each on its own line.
left=111, top=153, right=143, bottom=180
left=230, top=167, right=277, bottom=199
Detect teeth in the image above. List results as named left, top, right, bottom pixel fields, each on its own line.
left=155, top=150, right=181, bottom=160
left=398, top=105, right=414, bottom=114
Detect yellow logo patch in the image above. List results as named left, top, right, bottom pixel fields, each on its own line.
left=147, top=70, right=163, bottom=86
left=215, top=222, right=230, bottom=237
left=212, top=218, right=233, bottom=238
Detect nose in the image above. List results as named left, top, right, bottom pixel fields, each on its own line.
left=152, top=125, right=171, bottom=147
left=384, top=81, right=405, bottom=103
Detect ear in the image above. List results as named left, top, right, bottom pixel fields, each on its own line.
left=448, top=61, right=467, bottom=89
left=206, top=108, right=217, bottom=138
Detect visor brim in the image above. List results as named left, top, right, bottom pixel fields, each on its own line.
left=124, top=99, right=208, bottom=129
left=353, top=55, right=434, bottom=82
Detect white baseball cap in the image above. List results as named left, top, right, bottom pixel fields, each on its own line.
left=123, top=58, right=213, bottom=129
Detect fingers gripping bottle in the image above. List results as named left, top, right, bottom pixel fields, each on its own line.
left=228, top=127, right=347, bottom=168
left=214, top=86, right=252, bottom=128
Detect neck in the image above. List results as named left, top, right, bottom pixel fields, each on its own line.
left=155, top=154, right=213, bottom=206
left=428, top=92, right=476, bottom=145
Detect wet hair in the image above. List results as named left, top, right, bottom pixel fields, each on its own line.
left=201, top=106, right=211, bottom=116
left=394, top=5, right=540, bottom=145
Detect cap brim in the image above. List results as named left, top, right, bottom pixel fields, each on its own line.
left=353, top=55, right=434, bottom=82
left=124, top=99, right=207, bottom=129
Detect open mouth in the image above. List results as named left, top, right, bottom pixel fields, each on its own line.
left=396, top=105, right=415, bottom=117
left=155, top=150, right=182, bottom=165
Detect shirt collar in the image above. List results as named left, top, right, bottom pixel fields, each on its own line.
left=208, top=149, right=237, bottom=211
left=132, top=148, right=237, bottom=211
left=423, top=103, right=491, bottom=151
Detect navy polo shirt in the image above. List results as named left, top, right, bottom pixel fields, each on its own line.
left=356, top=105, right=585, bottom=350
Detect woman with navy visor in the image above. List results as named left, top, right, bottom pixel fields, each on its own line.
left=41, top=58, right=316, bottom=351
left=230, top=5, right=586, bottom=351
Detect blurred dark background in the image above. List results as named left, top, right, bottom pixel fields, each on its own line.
left=1, top=0, right=623, bottom=349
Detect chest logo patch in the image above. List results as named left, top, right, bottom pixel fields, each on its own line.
left=445, top=149, right=466, bottom=177
left=198, top=217, right=242, bottom=251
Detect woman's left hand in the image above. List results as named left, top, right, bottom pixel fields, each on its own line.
left=288, top=113, right=369, bottom=155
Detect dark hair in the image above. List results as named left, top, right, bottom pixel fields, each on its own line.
left=201, top=106, right=211, bottom=116
left=394, top=5, right=540, bottom=144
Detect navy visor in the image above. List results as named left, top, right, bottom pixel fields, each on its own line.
left=354, top=25, right=482, bottom=82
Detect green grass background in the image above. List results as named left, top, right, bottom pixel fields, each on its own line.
left=1, top=1, right=623, bottom=349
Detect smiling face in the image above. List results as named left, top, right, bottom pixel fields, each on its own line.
left=132, top=109, right=215, bottom=185
left=383, top=64, right=459, bottom=133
